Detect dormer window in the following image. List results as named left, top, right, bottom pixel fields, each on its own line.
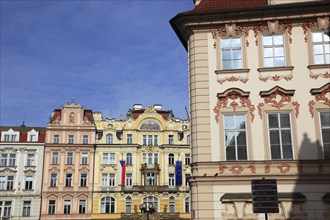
left=1, top=129, right=19, bottom=142
left=27, top=129, right=39, bottom=142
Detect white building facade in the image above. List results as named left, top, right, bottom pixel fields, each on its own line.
left=0, top=126, right=45, bottom=220
left=171, top=0, right=330, bottom=219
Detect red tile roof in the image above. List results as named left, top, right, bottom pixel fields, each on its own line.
left=185, top=0, right=267, bottom=14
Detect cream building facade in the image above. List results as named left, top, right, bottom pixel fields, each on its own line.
left=171, top=0, right=330, bottom=219
left=92, top=104, right=191, bottom=220
left=0, top=126, right=46, bottom=220
left=40, top=102, right=96, bottom=220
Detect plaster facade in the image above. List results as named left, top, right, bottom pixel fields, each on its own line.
left=0, top=126, right=45, bottom=220
left=171, top=0, right=330, bottom=219
left=40, top=102, right=96, bottom=220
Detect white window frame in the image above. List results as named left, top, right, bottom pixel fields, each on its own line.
left=312, top=31, right=330, bottom=65
left=26, top=153, right=35, bottom=166
left=48, top=200, right=56, bottom=214
left=220, top=36, right=243, bottom=70
left=169, top=174, right=175, bottom=186
left=25, top=176, right=33, bottom=190
left=50, top=173, right=57, bottom=187
left=63, top=200, right=71, bottom=214
left=126, top=173, right=132, bottom=186
left=81, top=153, right=88, bottom=165
left=127, top=134, right=132, bottom=144
left=22, top=201, right=31, bottom=217
left=82, top=135, right=89, bottom=144
left=66, top=152, right=73, bottom=165
left=262, top=34, right=286, bottom=67
left=319, top=111, right=330, bottom=159
left=52, top=152, right=59, bottom=164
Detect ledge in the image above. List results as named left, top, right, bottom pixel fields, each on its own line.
left=215, top=69, right=250, bottom=84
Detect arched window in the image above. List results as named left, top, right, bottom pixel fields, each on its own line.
left=185, top=197, right=190, bottom=213
left=168, top=153, right=174, bottom=165
left=143, top=196, right=158, bottom=211
left=106, top=134, right=113, bottom=144
left=169, top=196, right=175, bottom=213
left=100, top=197, right=115, bottom=213
left=126, top=153, right=132, bottom=165
left=125, top=196, right=132, bottom=213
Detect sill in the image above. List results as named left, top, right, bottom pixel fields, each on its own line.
left=307, top=64, right=330, bottom=79
left=257, top=66, right=294, bottom=82
left=23, top=189, right=33, bottom=191
left=24, top=166, right=36, bottom=168
left=215, top=69, right=250, bottom=84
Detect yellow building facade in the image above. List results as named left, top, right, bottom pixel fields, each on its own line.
left=92, top=104, right=191, bottom=220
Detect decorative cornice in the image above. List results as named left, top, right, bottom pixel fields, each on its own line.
left=214, top=89, right=255, bottom=123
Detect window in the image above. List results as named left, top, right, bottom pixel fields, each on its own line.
left=102, top=153, right=109, bottom=164
left=67, top=152, right=73, bottom=165
left=148, top=153, right=153, bottom=165
left=25, top=176, right=33, bottom=190
left=185, top=154, right=190, bottom=165
left=148, top=135, right=153, bottom=146
left=127, top=134, right=132, bottom=144
left=262, top=34, right=286, bottom=67
left=154, top=135, right=158, bottom=146
left=142, top=153, right=147, bottom=164
left=53, top=135, right=59, bottom=144
left=50, top=174, right=57, bottom=187
left=22, top=201, right=31, bottom=216
left=142, top=135, right=147, bottom=145
left=143, top=196, right=158, bottom=211
left=9, top=154, right=15, bottom=166
left=101, top=174, right=108, bottom=187
left=146, top=173, right=155, bottom=186
left=26, top=154, right=35, bottom=166
left=80, top=173, right=87, bottom=187
left=168, top=153, right=174, bottom=165
left=126, top=197, right=132, bottom=213
left=126, top=153, right=132, bottom=165
left=224, top=114, right=248, bottom=160
left=169, top=174, right=175, bottom=186
left=48, top=200, right=56, bottom=214
left=7, top=176, right=14, bottom=190
left=68, top=135, right=74, bottom=144
left=169, top=196, right=175, bottom=213
left=4, top=134, right=10, bottom=142
left=320, top=111, right=330, bottom=159
left=10, top=134, right=17, bottom=142
left=126, top=173, right=132, bottom=186
left=100, top=197, right=115, bottom=213
left=187, top=135, right=190, bottom=145
left=185, top=174, right=190, bottom=187
left=154, top=153, right=158, bottom=165
left=81, top=153, right=88, bottom=165
left=82, top=135, right=89, bottom=144
left=29, top=134, right=36, bottom=142
left=3, top=201, right=12, bottom=217
left=63, top=200, right=71, bottom=214
left=0, top=154, right=16, bottom=167
left=52, top=152, right=59, bottom=164
left=106, top=134, right=113, bottom=144
left=268, top=113, right=293, bottom=159
left=221, top=37, right=242, bottom=69
left=109, top=153, right=115, bottom=165
left=185, top=197, right=190, bottom=213
left=79, top=200, right=86, bottom=214
left=312, top=31, right=330, bottom=64
left=65, top=174, right=72, bottom=187
left=109, top=174, right=115, bottom=186
left=169, top=135, right=174, bottom=145
left=0, top=176, right=13, bottom=190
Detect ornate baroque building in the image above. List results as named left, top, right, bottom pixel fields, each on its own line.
left=171, top=0, right=330, bottom=219
left=0, top=126, right=46, bottom=220
left=92, top=104, right=191, bottom=220
left=40, top=102, right=96, bottom=219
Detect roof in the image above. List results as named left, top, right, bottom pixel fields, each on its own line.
left=170, top=0, right=330, bottom=50
left=0, top=126, right=46, bottom=143
left=186, top=0, right=267, bottom=14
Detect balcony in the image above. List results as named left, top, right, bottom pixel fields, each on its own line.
left=140, top=163, right=160, bottom=170
left=121, top=185, right=180, bottom=193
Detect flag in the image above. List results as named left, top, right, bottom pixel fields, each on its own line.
left=175, top=160, right=182, bottom=186
left=118, top=160, right=126, bottom=185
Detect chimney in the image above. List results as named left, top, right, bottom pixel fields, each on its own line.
left=133, top=104, right=143, bottom=110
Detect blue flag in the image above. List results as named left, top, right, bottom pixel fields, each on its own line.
left=175, top=161, right=182, bottom=186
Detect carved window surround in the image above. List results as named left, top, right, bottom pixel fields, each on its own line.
left=307, top=64, right=330, bottom=80
left=258, top=86, right=299, bottom=119
left=302, top=16, right=329, bottom=42
left=308, top=83, right=330, bottom=118
left=213, top=88, right=255, bottom=123
left=215, top=69, right=250, bottom=84
left=258, top=66, right=294, bottom=82
left=212, top=23, right=249, bottom=48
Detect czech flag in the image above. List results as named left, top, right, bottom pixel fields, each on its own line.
left=118, top=160, right=126, bottom=185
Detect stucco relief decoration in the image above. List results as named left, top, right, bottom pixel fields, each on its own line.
left=218, top=76, right=249, bottom=85
left=302, top=16, right=329, bottom=42
left=265, top=163, right=271, bottom=173
left=219, top=165, right=227, bottom=174
left=253, top=20, right=293, bottom=45
left=230, top=164, right=244, bottom=174
left=297, top=163, right=303, bottom=173
left=212, top=23, right=249, bottom=48
left=278, top=163, right=291, bottom=173
left=213, top=89, right=255, bottom=123
left=308, top=84, right=330, bottom=118
left=52, top=116, right=61, bottom=125
left=258, top=87, right=299, bottom=119
left=248, top=164, right=256, bottom=173
left=259, top=73, right=293, bottom=82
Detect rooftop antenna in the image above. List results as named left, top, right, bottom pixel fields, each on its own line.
left=185, top=106, right=190, bottom=119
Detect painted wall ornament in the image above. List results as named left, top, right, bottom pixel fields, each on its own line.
left=212, top=23, right=249, bottom=48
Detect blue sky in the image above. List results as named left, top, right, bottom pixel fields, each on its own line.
left=0, top=0, right=193, bottom=126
